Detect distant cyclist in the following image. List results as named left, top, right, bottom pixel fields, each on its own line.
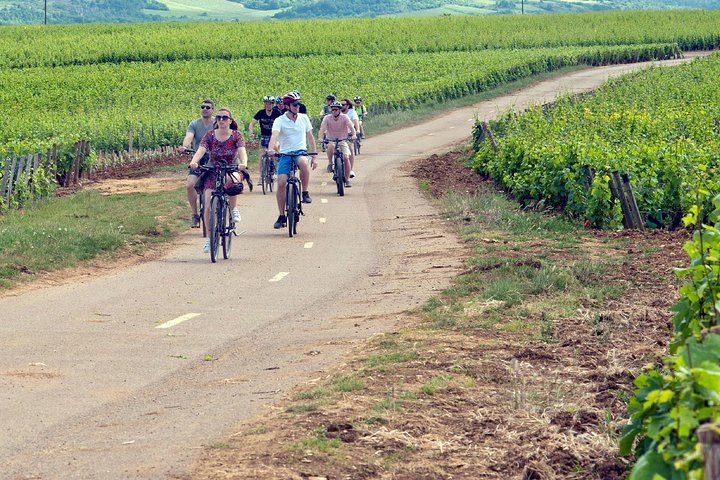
left=268, top=91, right=318, bottom=229
left=341, top=98, right=361, bottom=179
left=319, top=94, right=336, bottom=152
left=318, top=101, right=356, bottom=188
left=179, top=99, right=215, bottom=228
left=248, top=95, right=282, bottom=184
left=188, top=108, right=248, bottom=253
left=353, top=96, right=368, bottom=138
left=273, top=95, right=285, bottom=116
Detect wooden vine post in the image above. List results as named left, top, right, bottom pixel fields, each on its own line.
left=698, top=424, right=720, bottom=480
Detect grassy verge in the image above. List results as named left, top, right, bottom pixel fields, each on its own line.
left=0, top=188, right=186, bottom=288
left=188, top=149, right=684, bottom=479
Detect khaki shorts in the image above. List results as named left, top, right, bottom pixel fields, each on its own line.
left=329, top=139, right=351, bottom=157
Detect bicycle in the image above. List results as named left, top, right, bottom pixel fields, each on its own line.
left=353, top=131, right=362, bottom=156
left=259, top=136, right=275, bottom=195
left=322, top=138, right=348, bottom=197
left=197, top=161, right=242, bottom=262
left=182, top=148, right=207, bottom=238
left=273, top=151, right=318, bottom=237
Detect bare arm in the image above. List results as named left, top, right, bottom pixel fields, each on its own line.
left=247, top=119, right=257, bottom=138
left=236, top=147, right=248, bottom=169
left=306, top=130, right=317, bottom=170
left=189, top=145, right=207, bottom=169
left=179, top=131, right=194, bottom=152
left=317, top=117, right=327, bottom=141
left=269, top=131, right=280, bottom=154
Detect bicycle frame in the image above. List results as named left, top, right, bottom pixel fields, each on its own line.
left=198, top=161, right=239, bottom=262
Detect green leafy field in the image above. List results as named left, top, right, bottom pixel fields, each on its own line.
left=473, top=52, right=720, bottom=228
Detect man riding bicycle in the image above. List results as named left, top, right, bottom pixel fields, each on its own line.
left=319, top=94, right=336, bottom=152
left=248, top=95, right=282, bottom=185
left=268, top=91, right=318, bottom=229
left=318, top=101, right=356, bottom=188
left=353, top=96, right=368, bottom=138
left=179, top=99, right=215, bottom=228
left=341, top=98, right=361, bottom=179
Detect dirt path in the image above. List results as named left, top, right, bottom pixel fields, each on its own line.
left=0, top=55, right=704, bottom=479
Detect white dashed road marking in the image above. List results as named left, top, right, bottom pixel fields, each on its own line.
left=321, top=199, right=328, bottom=204
left=304, top=242, right=314, bottom=249
left=319, top=218, right=327, bottom=223
left=156, top=313, right=201, bottom=329
left=269, top=272, right=289, bottom=282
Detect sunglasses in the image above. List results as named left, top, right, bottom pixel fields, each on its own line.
left=331, top=108, right=340, bottom=112
left=289, top=101, right=300, bottom=107
left=201, top=105, right=213, bottom=110
left=342, top=103, right=350, bottom=107
left=216, top=115, right=230, bottom=121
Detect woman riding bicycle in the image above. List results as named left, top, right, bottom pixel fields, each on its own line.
left=189, top=107, right=248, bottom=253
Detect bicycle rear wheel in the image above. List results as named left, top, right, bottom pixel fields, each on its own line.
left=354, top=138, right=361, bottom=156
left=209, top=196, right=222, bottom=262
left=334, top=155, right=344, bottom=197
left=222, top=202, right=233, bottom=259
left=286, top=183, right=297, bottom=238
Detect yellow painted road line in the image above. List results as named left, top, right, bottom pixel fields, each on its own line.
left=269, top=272, right=289, bottom=282
left=156, top=313, right=201, bottom=329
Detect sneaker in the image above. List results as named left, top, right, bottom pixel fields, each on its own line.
left=349, top=170, right=356, bottom=178
left=344, top=180, right=352, bottom=188
left=203, top=239, right=210, bottom=253
left=326, top=163, right=333, bottom=173
left=191, top=214, right=201, bottom=228
left=302, top=192, right=312, bottom=204
left=232, top=207, right=241, bottom=222
left=274, top=215, right=287, bottom=229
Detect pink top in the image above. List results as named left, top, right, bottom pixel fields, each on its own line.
left=322, top=113, right=353, bottom=141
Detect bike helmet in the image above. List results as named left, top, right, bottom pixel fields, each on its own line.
left=282, top=91, right=301, bottom=104
left=330, top=101, right=342, bottom=109
left=275, top=95, right=283, bottom=104
left=326, top=94, right=336, bottom=101
left=224, top=179, right=244, bottom=196
left=263, top=95, right=275, bottom=103
left=354, top=96, right=362, bottom=102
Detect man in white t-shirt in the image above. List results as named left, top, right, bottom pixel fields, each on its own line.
left=341, top=98, right=360, bottom=179
left=268, top=92, right=318, bottom=229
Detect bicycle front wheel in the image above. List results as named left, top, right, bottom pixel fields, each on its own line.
left=209, top=195, right=222, bottom=263
left=260, top=155, right=267, bottom=195
left=334, top=155, right=344, bottom=197
left=222, top=202, right=233, bottom=259
left=286, top=183, right=297, bottom=238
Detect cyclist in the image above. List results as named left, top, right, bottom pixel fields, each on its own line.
left=268, top=91, right=318, bottom=229
left=188, top=108, right=248, bottom=253
left=179, top=99, right=215, bottom=228
left=353, top=96, right=368, bottom=139
left=273, top=95, right=285, bottom=115
left=341, top=98, right=361, bottom=179
left=319, top=94, right=336, bottom=152
left=291, top=89, right=308, bottom=114
left=248, top=95, right=282, bottom=184
left=317, top=101, right=356, bottom=187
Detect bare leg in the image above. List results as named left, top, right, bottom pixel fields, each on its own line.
left=298, top=157, right=310, bottom=192
left=276, top=174, right=288, bottom=215
left=203, top=189, right=212, bottom=229
left=186, top=174, right=199, bottom=215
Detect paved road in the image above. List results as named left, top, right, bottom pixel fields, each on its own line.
left=0, top=54, right=703, bottom=479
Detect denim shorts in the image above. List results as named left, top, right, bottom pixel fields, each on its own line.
left=277, top=150, right=307, bottom=176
